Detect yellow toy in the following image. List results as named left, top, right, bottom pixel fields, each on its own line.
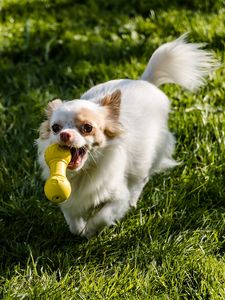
left=44, top=144, right=72, bottom=204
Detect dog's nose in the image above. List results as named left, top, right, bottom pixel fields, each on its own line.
left=60, top=131, right=71, bottom=143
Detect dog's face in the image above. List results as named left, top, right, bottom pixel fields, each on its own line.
left=38, top=90, right=123, bottom=172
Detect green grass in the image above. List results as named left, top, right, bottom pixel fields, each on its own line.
left=0, top=0, right=225, bottom=298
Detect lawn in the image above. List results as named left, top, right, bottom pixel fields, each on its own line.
left=0, top=0, right=225, bottom=299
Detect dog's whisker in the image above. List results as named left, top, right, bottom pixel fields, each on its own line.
left=92, top=149, right=104, bottom=157
left=87, top=149, right=98, bottom=166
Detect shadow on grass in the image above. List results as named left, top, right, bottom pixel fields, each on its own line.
left=0, top=0, right=224, bottom=281
left=1, top=165, right=225, bottom=278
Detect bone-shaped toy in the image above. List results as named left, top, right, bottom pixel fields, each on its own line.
left=44, top=144, right=72, bottom=204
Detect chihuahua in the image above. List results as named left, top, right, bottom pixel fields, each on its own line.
left=37, top=35, right=216, bottom=238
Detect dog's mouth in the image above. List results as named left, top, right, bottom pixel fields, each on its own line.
left=67, top=147, right=88, bottom=170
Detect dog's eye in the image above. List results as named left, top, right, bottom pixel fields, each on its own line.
left=81, top=123, right=93, bottom=134
left=52, top=124, right=62, bottom=133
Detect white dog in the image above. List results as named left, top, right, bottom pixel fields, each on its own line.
left=37, top=35, right=216, bottom=238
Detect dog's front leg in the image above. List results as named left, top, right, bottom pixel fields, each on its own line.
left=83, top=185, right=130, bottom=239
left=62, top=212, right=87, bottom=236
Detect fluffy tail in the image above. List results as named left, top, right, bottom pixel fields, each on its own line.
left=141, top=34, right=218, bottom=91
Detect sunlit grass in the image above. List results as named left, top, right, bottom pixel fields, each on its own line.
left=0, top=0, right=225, bottom=298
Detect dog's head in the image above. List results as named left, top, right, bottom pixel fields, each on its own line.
left=38, top=89, right=123, bottom=171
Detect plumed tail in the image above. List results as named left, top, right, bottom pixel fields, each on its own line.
left=140, top=34, right=219, bottom=91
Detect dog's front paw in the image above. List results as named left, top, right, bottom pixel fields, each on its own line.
left=81, top=223, right=101, bottom=239
left=82, top=217, right=116, bottom=239
left=67, top=217, right=86, bottom=236
left=81, top=228, right=97, bottom=239
left=82, top=218, right=111, bottom=239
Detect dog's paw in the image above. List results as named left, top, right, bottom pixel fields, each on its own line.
left=81, top=228, right=97, bottom=240
left=68, top=217, right=86, bottom=236
left=81, top=223, right=101, bottom=239
left=82, top=218, right=116, bottom=239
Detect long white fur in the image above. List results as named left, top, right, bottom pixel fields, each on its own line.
left=141, top=34, right=218, bottom=90
left=37, top=35, right=216, bottom=238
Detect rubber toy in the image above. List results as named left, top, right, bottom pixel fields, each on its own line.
left=44, top=144, right=72, bottom=204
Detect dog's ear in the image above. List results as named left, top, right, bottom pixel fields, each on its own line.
left=45, top=98, right=63, bottom=118
left=39, top=120, right=51, bottom=139
left=39, top=99, right=62, bottom=139
left=101, top=90, right=121, bottom=119
left=100, top=90, right=123, bottom=138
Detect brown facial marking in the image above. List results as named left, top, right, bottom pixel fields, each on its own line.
left=75, top=108, right=105, bottom=146
left=101, top=89, right=123, bottom=138
left=39, top=98, right=63, bottom=140
left=75, top=108, right=104, bottom=133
